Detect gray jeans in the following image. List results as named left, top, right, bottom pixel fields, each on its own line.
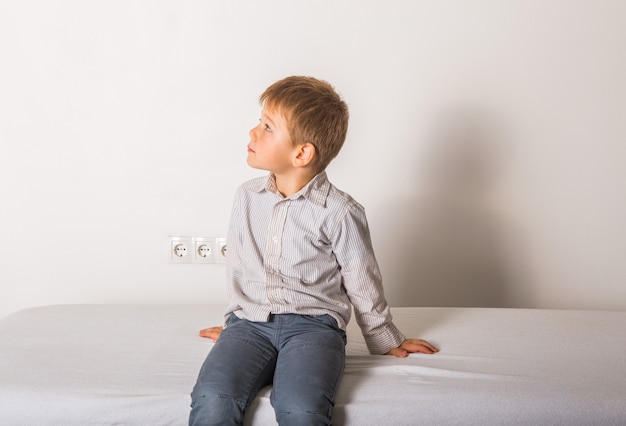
left=189, top=313, right=346, bottom=426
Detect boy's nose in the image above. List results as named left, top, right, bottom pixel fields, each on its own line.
left=249, top=125, right=258, bottom=140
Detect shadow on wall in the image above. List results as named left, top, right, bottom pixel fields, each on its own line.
left=385, top=107, right=516, bottom=308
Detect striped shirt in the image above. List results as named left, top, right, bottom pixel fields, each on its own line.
left=224, top=171, right=405, bottom=354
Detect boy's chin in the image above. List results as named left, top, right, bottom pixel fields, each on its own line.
left=246, top=158, right=269, bottom=172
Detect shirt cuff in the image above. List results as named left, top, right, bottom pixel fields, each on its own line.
left=364, top=322, right=406, bottom=355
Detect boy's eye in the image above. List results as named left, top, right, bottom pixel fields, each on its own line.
left=258, top=118, right=272, bottom=132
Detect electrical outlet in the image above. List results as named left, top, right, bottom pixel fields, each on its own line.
left=169, top=235, right=226, bottom=264
left=216, top=237, right=227, bottom=263
left=169, top=236, right=192, bottom=263
left=193, top=236, right=215, bottom=264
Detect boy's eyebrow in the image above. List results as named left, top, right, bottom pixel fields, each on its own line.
left=261, top=110, right=276, bottom=126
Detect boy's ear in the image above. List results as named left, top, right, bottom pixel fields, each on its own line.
left=293, top=142, right=316, bottom=168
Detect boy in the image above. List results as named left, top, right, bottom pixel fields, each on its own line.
left=189, top=76, right=438, bottom=426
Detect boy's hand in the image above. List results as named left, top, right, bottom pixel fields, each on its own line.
left=385, top=338, right=439, bottom=358
left=199, top=326, right=223, bottom=342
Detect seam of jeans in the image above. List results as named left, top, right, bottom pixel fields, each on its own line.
left=218, top=335, right=275, bottom=359
left=281, top=341, right=344, bottom=351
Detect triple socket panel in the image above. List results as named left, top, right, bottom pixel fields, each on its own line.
left=169, top=236, right=226, bottom=264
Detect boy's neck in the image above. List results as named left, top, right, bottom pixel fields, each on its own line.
left=273, top=168, right=319, bottom=197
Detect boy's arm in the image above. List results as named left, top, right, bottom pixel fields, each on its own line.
left=334, top=204, right=438, bottom=356
left=198, top=188, right=243, bottom=341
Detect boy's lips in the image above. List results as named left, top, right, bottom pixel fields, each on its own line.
left=247, top=146, right=255, bottom=153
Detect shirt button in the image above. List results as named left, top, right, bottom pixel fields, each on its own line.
left=272, top=236, right=279, bottom=243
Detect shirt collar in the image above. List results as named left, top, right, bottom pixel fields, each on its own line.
left=252, top=172, right=330, bottom=207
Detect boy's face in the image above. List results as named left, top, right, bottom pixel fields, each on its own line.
left=247, top=107, right=297, bottom=174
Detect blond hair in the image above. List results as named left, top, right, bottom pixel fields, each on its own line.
left=260, top=76, right=349, bottom=171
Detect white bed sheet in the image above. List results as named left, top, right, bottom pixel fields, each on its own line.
left=0, top=304, right=625, bottom=425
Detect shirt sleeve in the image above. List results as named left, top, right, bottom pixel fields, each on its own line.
left=223, top=187, right=245, bottom=326
left=331, top=203, right=406, bottom=354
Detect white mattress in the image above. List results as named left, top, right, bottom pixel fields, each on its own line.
left=0, top=304, right=625, bottom=425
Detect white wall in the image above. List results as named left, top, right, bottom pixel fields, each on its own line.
left=1, top=1, right=625, bottom=319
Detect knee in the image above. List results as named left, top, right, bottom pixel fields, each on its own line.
left=189, top=391, right=246, bottom=426
left=274, top=408, right=332, bottom=426
left=272, top=393, right=333, bottom=426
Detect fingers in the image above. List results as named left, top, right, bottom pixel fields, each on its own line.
left=198, top=326, right=223, bottom=342
left=385, top=339, right=440, bottom=357
left=386, top=347, right=409, bottom=358
left=401, top=339, right=439, bottom=354
left=199, top=326, right=223, bottom=336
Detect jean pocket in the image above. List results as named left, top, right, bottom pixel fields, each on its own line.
left=225, top=313, right=242, bottom=327
left=310, top=314, right=347, bottom=344
left=313, top=314, right=338, bottom=329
